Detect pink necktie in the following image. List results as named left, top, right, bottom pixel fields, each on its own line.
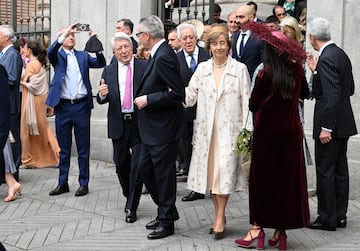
left=123, top=64, right=132, bottom=110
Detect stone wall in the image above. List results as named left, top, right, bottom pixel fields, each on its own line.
left=50, top=0, right=156, bottom=162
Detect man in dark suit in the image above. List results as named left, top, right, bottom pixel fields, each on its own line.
left=47, top=23, right=106, bottom=197
left=0, top=25, right=23, bottom=180
left=0, top=65, right=10, bottom=185
left=232, top=4, right=264, bottom=79
left=134, top=15, right=184, bottom=239
left=246, top=1, right=264, bottom=23
left=115, top=19, right=138, bottom=55
left=97, top=32, right=146, bottom=223
left=175, top=22, right=210, bottom=201
left=306, top=17, right=357, bottom=231
left=204, top=3, right=227, bottom=25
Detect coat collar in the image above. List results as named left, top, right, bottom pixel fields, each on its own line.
left=202, top=57, right=239, bottom=78
left=201, top=57, right=239, bottom=98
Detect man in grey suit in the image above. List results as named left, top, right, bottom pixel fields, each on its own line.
left=306, top=17, right=357, bottom=231
left=0, top=25, right=23, bottom=180
left=97, top=32, right=146, bottom=223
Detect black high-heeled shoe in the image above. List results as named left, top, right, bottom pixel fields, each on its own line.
left=209, top=216, right=226, bottom=234
left=209, top=227, right=214, bottom=234
left=212, top=229, right=225, bottom=239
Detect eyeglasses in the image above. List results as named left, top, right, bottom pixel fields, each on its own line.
left=136, top=31, right=145, bottom=38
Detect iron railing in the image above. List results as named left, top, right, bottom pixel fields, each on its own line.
left=157, top=0, right=215, bottom=36
left=0, top=0, right=51, bottom=48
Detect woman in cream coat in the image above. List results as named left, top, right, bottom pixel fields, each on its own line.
left=185, top=25, right=252, bottom=238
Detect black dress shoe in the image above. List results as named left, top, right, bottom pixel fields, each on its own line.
left=337, top=218, right=347, bottom=228
left=147, top=226, right=174, bottom=239
left=176, top=168, right=186, bottom=176
left=125, top=209, right=137, bottom=223
left=146, top=218, right=160, bottom=230
left=182, top=191, right=205, bottom=201
left=75, top=185, right=88, bottom=197
left=306, top=217, right=336, bottom=231
left=49, top=184, right=70, bottom=196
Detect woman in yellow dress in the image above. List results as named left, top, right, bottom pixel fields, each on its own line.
left=20, top=41, right=60, bottom=168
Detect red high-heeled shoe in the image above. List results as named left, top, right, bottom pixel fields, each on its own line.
left=235, top=227, right=265, bottom=250
left=269, top=237, right=279, bottom=247
left=278, top=230, right=287, bottom=250
left=269, top=230, right=281, bottom=247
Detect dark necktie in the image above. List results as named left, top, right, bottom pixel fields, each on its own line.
left=239, top=33, right=247, bottom=58
left=190, top=54, right=196, bottom=73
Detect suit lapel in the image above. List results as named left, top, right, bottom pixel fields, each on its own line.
left=180, top=51, right=192, bottom=75
left=198, top=47, right=210, bottom=62
left=242, top=34, right=254, bottom=58
left=108, top=63, right=120, bottom=102
left=140, top=54, right=155, bottom=83
left=133, top=58, right=142, bottom=95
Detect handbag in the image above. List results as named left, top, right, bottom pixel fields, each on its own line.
left=235, top=111, right=252, bottom=186
left=235, top=111, right=252, bottom=156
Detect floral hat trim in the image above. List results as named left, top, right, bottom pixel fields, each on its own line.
left=244, top=21, right=306, bottom=63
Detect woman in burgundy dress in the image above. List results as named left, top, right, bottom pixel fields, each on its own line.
left=235, top=22, right=310, bottom=250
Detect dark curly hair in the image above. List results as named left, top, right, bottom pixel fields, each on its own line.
left=26, top=41, right=48, bottom=66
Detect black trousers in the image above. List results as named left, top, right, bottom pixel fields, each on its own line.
left=112, top=119, right=142, bottom=211
left=177, top=121, right=193, bottom=175
left=315, top=137, right=349, bottom=227
left=139, top=141, right=179, bottom=228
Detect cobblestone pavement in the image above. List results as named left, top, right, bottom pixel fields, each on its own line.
left=1, top=158, right=360, bottom=250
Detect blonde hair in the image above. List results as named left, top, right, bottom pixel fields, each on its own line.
left=280, top=16, right=303, bottom=43
left=205, top=24, right=231, bottom=52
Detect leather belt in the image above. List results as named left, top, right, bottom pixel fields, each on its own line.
left=122, top=112, right=134, bottom=120
left=60, top=97, right=87, bottom=104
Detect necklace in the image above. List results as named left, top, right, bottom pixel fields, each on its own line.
left=213, top=60, right=227, bottom=68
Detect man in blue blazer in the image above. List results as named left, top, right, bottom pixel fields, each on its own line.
left=0, top=25, right=23, bottom=180
left=306, top=18, right=357, bottom=231
left=175, top=22, right=210, bottom=201
left=97, top=32, right=146, bottom=223
left=232, top=4, right=264, bottom=79
left=134, top=15, right=184, bottom=239
left=47, top=23, right=106, bottom=197
left=0, top=65, right=10, bottom=185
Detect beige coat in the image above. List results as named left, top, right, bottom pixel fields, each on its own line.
left=186, top=57, right=252, bottom=194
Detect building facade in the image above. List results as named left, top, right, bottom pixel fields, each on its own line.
left=2, top=0, right=359, bottom=197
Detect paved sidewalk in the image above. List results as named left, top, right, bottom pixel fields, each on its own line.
left=1, top=158, right=360, bottom=251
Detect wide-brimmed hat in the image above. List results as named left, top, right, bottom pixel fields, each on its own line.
left=244, top=21, right=306, bottom=63
left=184, top=19, right=204, bottom=39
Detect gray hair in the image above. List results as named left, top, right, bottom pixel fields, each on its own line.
left=138, top=15, right=164, bottom=39
left=227, top=11, right=237, bottom=19
left=0, top=25, right=17, bottom=43
left=177, top=23, right=197, bottom=40
left=110, top=32, right=133, bottom=51
left=307, top=17, right=331, bottom=42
